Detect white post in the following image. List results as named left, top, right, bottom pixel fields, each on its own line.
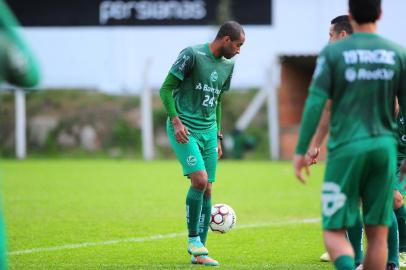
left=15, top=88, right=26, bottom=160
left=267, top=57, right=281, bottom=160
left=141, top=59, right=154, bottom=160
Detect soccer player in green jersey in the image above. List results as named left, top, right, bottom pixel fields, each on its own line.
left=159, top=21, right=244, bottom=266
left=310, top=15, right=366, bottom=267
left=293, top=0, right=406, bottom=269
left=0, top=0, right=41, bottom=268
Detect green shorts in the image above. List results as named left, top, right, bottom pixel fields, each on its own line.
left=167, top=120, right=218, bottom=182
left=396, top=154, right=406, bottom=196
left=322, top=137, right=396, bottom=230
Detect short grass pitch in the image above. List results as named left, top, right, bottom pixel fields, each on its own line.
left=2, top=160, right=333, bottom=269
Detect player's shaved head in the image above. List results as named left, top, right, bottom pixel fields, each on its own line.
left=215, top=21, right=245, bottom=41
left=331, top=15, right=353, bottom=35
left=349, top=0, right=381, bottom=24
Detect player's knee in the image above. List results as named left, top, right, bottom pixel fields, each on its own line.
left=394, top=190, right=404, bottom=209
left=190, top=171, right=208, bottom=190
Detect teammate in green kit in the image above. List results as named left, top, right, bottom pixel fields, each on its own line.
left=309, top=15, right=406, bottom=270
left=293, top=0, right=406, bottom=269
left=159, top=21, right=245, bottom=266
left=0, top=0, right=41, bottom=269
left=308, top=15, right=366, bottom=268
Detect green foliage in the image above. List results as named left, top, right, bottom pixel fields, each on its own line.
left=0, top=88, right=272, bottom=159
left=111, top=118, right=141, bottom=150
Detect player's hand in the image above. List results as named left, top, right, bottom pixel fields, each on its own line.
left=172, top=117, right=190, bottom=144
left=293, top=154, right=310, bottom=184
left=305, top=147, right=320, bottom=166
left=217, top=141, right=223, bottom=159
left=400, top=159, right=406, bottom=182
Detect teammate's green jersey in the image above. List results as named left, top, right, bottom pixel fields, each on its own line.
left=397, top=112, right=406, bottom=156
left=0, top=0, right=40, bottom=87
left=297, top=32, right=406, bottom=154
left=169, top=43, right=234, bottom=132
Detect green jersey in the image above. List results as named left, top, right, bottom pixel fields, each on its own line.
left=398, top=112, right=406, bottom=156
left=169, top=43, right=234, bottom=132
left=0, top=0, right=40, bottom=87
left=296, top=32, right=406, bottom=154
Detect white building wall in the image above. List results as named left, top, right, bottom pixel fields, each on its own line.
left=21, top=0, right=406, bottom=93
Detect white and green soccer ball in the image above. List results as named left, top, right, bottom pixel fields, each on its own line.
left=210, top=203, right=237, bottom=233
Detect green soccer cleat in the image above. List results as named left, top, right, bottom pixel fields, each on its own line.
left=320, top=252, right=331, bottom=262
left=187, top=236, right=208, bottom=256
left=399, top=252, right=406, bottom=267
left=191, top=255, right=219, bottom=266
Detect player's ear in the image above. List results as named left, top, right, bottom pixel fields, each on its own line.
left=223, top=36, right=231, bottom=44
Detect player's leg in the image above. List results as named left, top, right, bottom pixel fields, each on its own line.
left=395, top=203, right=406, bottom=266
left=387, top=191, right=403, bottom=269
left=198, top=130, right=218, bottom=246
left=394, top=158, right=406, bottom=267
left=321, top=151, right=363, bottom=269
left=187, top=170, right=210, bottom=256
left=363, top=225, right=388, bottom=270
left=199, top=182, right=212, bottom=246
left=192, top=130, right=219, bottom=266
left=324, top=229, right=355, bottom=269
left=166, top=121, right=208, bottom=256
left=347, top=218, right=364, bottom=267
left=362, top=139, right=396, bottom=270
left=387, top=211, right=399, bottom=269
left=321, top=218, right=364, bottom=265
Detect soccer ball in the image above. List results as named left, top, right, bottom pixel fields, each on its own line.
left=210, top=203, right=237, bottom=233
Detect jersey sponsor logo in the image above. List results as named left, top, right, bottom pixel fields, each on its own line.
left=210, top=70, right=218, bottom=82
left=186, top=155, right=197, bottom=166
left=402, top=135, right=406, bottom=143
left=312, top=57, right=325, bottom=79
left=321, top=182, right=347, bottom=217
left=345, top=68, right=357, bottom=82
left=343, top=49, right=396, bottom=65
left=197, top=51, right=206, bottom=56
left=194, top=83, right=220, bottom=95
left=344, top=67, right=395, bottom=82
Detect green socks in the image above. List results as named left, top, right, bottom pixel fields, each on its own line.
left=335, top=255, right=355, bottom=270
left=199, top=196, right=212, bottom=245
left=388, top=211, right=399, bottom=266
left=347, top=218, right=364, bottom=265
left=186, top=187, right=204, bottom=237
left=395, top=205, right=406, bottom=252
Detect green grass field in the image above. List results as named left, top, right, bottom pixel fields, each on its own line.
left=1, top=160, right=334, bottom=269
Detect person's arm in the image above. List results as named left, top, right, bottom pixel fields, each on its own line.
left=159, top=73, right=180, bottom=119
left=306, top=100, right=331, bottom=165
left=0, top=0, right=40, bottom=87
left=160, top=47, right=195, bottom=144
left=159, top=72, right=190, bottom=144
left=293, top=47, right=332, bottom=183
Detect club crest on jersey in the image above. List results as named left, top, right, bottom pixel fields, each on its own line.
left=321, top=182, right=347, bottom=217
left=210, top=71, right=218, bottom=82
left=186, top=155, right=197, bottom=166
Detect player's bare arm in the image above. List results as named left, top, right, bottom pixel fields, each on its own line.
left=306, top=100, right=331, bottom=165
